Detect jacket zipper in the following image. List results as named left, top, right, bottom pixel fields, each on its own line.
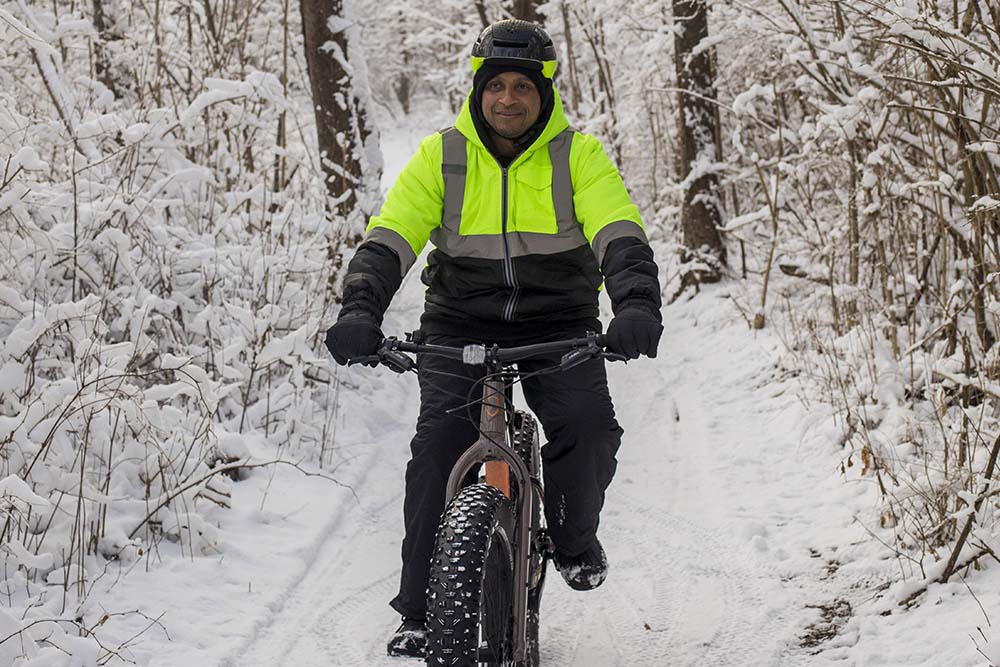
left=500, top=166, right=519, bottom=321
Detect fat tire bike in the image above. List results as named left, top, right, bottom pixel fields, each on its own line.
left=351, top=332, right=622, bottom=667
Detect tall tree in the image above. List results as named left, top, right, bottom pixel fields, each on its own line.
left=673, top=0, right=726, bottom=273
left=300, top=0, right=381, bottom=241
left=89, top=0, right=118, bottom=97
left=474, top=0, right=489, bottom=28
left=557, top=1, right=581, bottom=112
left=511, top=0, right=539, bottom=23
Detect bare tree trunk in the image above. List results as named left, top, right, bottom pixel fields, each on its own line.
left=90, top=0, right=118, bottom=97
left=673, top=0, right=726, bottom=269
left=299, top=0, right=380, bottom=234
left=512, top=0, right=538, bottom=22
left=397, top=50, right=411, bottom=115
left=474, top=0, right=489, bottom=29
left=559, top=1, right=581, bottom=112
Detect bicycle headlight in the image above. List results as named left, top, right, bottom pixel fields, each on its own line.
left=463, top=344, right=487, bottom=365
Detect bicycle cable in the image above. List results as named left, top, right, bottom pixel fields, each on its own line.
left=385, top=346, right=597, bottom=457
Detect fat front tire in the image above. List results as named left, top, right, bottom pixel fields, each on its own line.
left=426, top=483, right=517, bottom=666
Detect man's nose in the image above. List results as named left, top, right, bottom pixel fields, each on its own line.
left=498, top=86, right=516, bottom=105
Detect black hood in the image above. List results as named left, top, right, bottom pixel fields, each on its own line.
left=470, top=63, right=554, bottom=163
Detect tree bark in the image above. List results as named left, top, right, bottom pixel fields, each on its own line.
left=90, top=0, right=119, bottom=97
left=396, top=50, right=411, bottom=115
left=474, top=0, right=489, bottom=29
left=673, top=0, right=726, bottom=268
left=299, top=0, right=379, bottom=232
left=559, top=1, right=581, bottom=113
left=511, top=0, right=539, bottom=23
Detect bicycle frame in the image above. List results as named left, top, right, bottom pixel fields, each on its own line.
left=352, top=332, right=617, bottom=665
left=445, top=368, right=536, bottom=663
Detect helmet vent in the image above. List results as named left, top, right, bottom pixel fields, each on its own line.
left=493, top=38, right=529, bottom=48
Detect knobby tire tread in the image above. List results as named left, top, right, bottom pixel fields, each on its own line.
left=425, top=484, right=517, bottom=666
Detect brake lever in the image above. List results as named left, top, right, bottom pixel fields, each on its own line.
left=346, top=350, right=414, bottom=373
left=602, top=351, right=628, bottom=363
left=381, top=349, right=416, bottom=373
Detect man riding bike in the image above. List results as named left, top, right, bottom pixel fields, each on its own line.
left=324, top=19, right=662, bottom=659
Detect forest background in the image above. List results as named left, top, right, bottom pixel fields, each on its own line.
left=2, top=0, right=1000, bottom=663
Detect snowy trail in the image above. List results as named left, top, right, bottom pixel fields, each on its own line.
left=229, top=277, right=830, bottom=666
left=83, top=127, right=994, bottom=667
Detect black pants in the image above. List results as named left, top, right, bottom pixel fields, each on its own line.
left=389, top=330, right=623, bottom=620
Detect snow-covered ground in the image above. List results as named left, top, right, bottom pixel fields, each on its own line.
left=53, top=126, right=1000, bottom=667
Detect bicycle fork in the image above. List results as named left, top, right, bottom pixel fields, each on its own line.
left=444, top=374, right=536, bottom=664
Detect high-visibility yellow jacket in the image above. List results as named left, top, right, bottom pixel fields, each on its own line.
left=349, top=89, right=656, bottom=332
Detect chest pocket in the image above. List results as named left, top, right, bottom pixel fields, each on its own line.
left=511, top=162, right=558, bottom=234
left=439, top=127, right=580, bottom=238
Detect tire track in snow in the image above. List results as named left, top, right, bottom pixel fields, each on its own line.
left=593, top=484, right=781, bottom=667
left=626, top=502, right=783, bottom=667
left=595, top=301, right=802, bottom=667
left=222, top=450, right=403, bottom=667
left=297, top=572, right=399, bottom=666
left=231, top=498, right=402, bottom=666
left=225, top=258, right=428, bottom=667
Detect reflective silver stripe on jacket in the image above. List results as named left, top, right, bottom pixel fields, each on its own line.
left=434, top=127, right=592, bottom=259
left=365, top=227, right=417, bottom=277
left=440, top=127, right=467, bottom=233
left=428, top=230, right=592, bottom=260
left=591, top=219, right=648, bottom=268
left=547, top=129, right=579, bottom=235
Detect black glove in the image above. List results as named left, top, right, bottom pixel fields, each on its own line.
left=606, top=307, right=663, bottom=360
left=325, top=312, right=383, bottom=365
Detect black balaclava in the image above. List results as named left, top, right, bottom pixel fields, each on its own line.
left=470, top=63, right=554, bottom=165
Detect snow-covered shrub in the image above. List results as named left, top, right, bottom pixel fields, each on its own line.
left=0, top=0, right=345, bottom=661
left=709, top=0, right=1000, bottom=593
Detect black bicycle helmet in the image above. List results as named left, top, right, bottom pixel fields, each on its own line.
left=471, top=20, right=558, bottom=79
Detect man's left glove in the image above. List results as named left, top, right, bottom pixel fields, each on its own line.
left=325, top=312, right=383, bottom=366
left=606, top=307, right=663, bottom=360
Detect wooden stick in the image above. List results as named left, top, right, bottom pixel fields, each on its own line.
left=939, top=431, right=1000, bottom=583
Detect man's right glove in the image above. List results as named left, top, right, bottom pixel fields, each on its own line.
left=605, top=307, right=663, bottom=360
left=325, top=312, right=383, bottom=366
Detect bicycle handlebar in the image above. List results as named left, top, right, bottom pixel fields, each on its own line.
left=346, top=331, right=626, bottom=373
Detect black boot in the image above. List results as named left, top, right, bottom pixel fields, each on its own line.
left=552, top=538, right=608, bottom=591
left=386, top=617, right=426, bottom=658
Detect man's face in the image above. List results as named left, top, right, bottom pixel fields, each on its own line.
left=481, top=71, right=542, bottom=140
